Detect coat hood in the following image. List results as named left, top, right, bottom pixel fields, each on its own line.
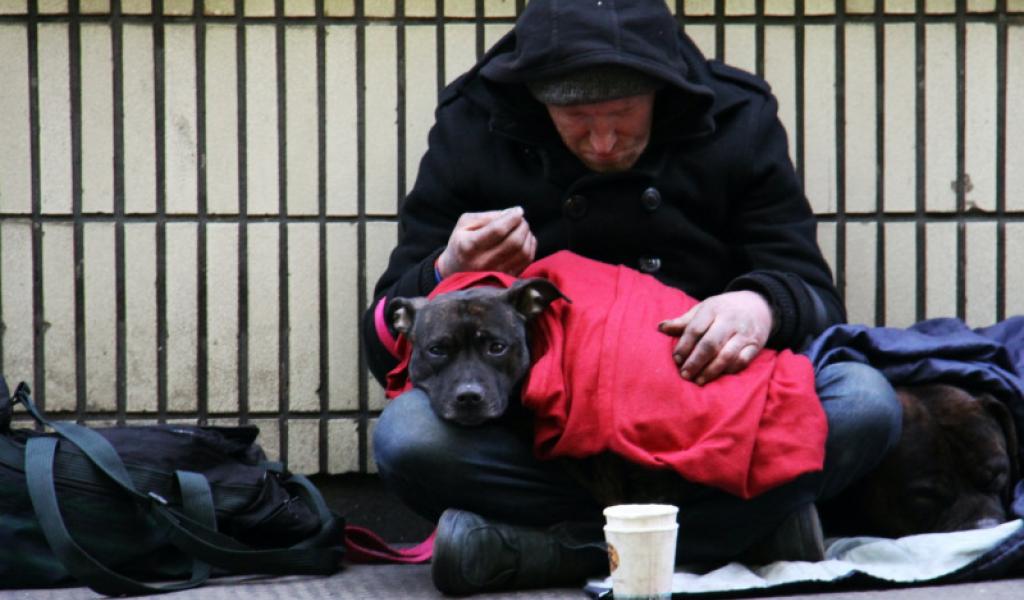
left=479, top=0, right=714, bottom=107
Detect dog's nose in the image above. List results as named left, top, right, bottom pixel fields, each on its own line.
left=456, top=390, right=483, bottom=407
left=455, top=384, right=485, bottom=408
left=971, top=517, right=1004, bottom=530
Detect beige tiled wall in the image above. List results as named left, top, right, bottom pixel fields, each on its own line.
left=0, top=1, right=1022, bottom=474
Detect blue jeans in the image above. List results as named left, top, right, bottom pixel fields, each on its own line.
left=373, top=361, right=901, bottom=561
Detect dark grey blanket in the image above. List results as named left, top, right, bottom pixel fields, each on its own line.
left=804, top=316, right=1024, bottom=457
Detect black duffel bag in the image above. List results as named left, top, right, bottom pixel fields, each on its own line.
left=0, top=376, right=346, bottom=595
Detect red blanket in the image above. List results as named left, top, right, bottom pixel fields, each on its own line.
left=386, top=251, right=826, bottom=499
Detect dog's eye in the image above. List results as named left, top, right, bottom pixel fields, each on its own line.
left=427, top=345, right=448, bottom=357
left=488, top=341, right=508, bottom=355
left=909, top=493, right=938, bottom=508
left=906, top=482, right=952, bottom=514
left=984, top=470, right=1008, bottom=493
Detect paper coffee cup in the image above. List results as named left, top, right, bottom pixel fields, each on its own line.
left=603, top=504, right=678, bottom=600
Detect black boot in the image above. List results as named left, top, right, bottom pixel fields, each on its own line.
left=431, top=509, right=608, bottom=595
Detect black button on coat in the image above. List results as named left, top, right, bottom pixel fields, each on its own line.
left=641, top=187, right=663, bottom=212
left=363, top=0, right=845, bottom=386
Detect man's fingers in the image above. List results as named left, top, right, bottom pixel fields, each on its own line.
left=447, top=208, right=525, bottom=267
left=672, top=310, right=715, bottom=374
left=658, top=305, right=697, bottom=335
left=456, top=208, right=517, bottom=231
left=491, top=246, right=531, bottom=275
left=470, top=207, right=525, bottom=246
left=693, top=337, right=756, bottom=385
left=439, top=207, right=535, bottom=277
left=525, top=231, right=537, bottom=262
left=678, top=322, right=727, bottom=382
left=506, top=217, right=533, bottom=249
left=737, top=344, right=759, bottom=366
left=658, top=291, right=772, bottom=384
left=478, top=218, right=533, bottom=268
left=505, top=231, right=538, bottom=275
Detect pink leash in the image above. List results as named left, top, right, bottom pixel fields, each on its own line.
left=343, top=525, right=436, bottom=564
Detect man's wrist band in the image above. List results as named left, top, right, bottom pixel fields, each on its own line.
left=433, top=257, right=443, bottom=283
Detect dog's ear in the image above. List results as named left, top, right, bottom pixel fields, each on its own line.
left=502, top=278, right=570, bottom=321
left=979, top=393, right=1020, bottom=490
left=387, top=296, right=429, bottom=336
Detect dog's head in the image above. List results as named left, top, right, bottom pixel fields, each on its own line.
left=387, top=278, right=567, bottom=426
left=855, top=383, right=1019, bottom=537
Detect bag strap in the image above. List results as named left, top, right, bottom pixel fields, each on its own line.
left=16, top=384, right=344, bottom=595
left=145, top=497, right=345, bottom=573
left=276, top=467, right=351, bottom=550
left=26, top=436, right=213, bottom=596
left=1, top=376, right=12, bottom=433
left=15, top=383, right=155, bottom=502
left=175, top=470, right=219, bottom=582
left=266, top=461, right=433, bottom=563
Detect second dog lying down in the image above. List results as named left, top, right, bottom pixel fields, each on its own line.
left=826, top=383, right=1019, bottom=537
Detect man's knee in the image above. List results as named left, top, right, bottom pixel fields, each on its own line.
left=373, top=389, right=453, bottom=477
left=817, top=361, right=902, bottom=447
left=815, top=362, right=902, bottom=497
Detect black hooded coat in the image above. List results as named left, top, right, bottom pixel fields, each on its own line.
left=363, top=0, right=845, bottom=385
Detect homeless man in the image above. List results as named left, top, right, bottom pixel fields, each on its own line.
left=362, top=0, right=902, bottom=594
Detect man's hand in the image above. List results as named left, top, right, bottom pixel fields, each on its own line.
left=437, top=207, right=537, bottom=277
left=657, top=291, right=774, bottom=386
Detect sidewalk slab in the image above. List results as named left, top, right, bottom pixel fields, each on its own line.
left=4, top=567, right=1022, bottom=600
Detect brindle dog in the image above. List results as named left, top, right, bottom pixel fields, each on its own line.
left=828, top=383, right=1019, bottom=537
left=388, top=279, right=708, bottom=508
left=387, top=278, right=565, bottom=426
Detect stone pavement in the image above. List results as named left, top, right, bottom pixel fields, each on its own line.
left=4, top=566, right=1023, bottom=600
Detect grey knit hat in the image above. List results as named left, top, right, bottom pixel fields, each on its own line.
left=527, top=64, right=665, bottom=106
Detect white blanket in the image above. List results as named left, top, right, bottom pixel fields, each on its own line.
left=588, top=520, right=1023, bottom=596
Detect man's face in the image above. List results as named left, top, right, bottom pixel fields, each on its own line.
left=545, top=93, right=656, bottom=173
